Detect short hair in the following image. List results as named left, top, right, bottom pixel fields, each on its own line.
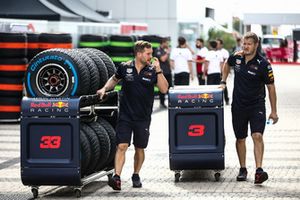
left=160, top=37, right=169, bottom=44
left=178, top=36, right=186, bottom=46
left=243, top=32, right=259, bottom=44
left=196, top=38, right=204, bottom=43
left=134, top=40, right=152, bottom=56
left=216, top=38, right=223, bottom=45
left=209, top=40, right=217, bottom=49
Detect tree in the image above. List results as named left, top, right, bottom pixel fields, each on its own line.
left=208, top=28, right=236, bottom=51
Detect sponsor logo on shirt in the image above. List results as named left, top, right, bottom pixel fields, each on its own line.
left=126, top=68, right=133, bottom=73
left=247, top=70, right=256, bottom=76
left=142, top=77, right=151, bottom=82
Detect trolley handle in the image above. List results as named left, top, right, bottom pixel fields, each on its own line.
left=79, top=91, right=118, bottom=107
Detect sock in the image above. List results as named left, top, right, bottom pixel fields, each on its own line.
left=256, top=167, right=263, bottom=172
left=113, top=174, right=120, bottom=179
left=240, top=167, right=247, bottom=172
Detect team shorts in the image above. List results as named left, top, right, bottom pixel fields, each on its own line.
left=231, top=106, right=266, bottom=139
left=116, top=119, right=151, bottom=148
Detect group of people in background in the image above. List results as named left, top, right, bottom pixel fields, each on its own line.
left=155, top=35, right=242, bottom=107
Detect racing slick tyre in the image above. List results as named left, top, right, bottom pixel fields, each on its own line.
left=81, top=123, right=101, bottom=175
left=25, top=49, right=90, bottom=97
left=80, top=48, right=108, bottom=89
left=26, top=33, right=40, bottom=62
left=80, top=130, right=91, bottom=177
left=0, top=96, right=22, bottom=120
left=38, top=33, right=72, bottom=52
left=87, top=121, right=111, bottom=171
left=0, top=77, right=24, bottom=97
left=0, top=32, right=27, bottom=58
left=0, top=58, right=28, bottom=77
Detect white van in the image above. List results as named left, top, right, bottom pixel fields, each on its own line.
left=261, top=34, right=285, bottom=49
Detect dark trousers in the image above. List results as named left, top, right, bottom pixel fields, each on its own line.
left=197, top=72, right=205, bottom=85
left=174, top=72, right=189, bottom=86
left=159, top=74, right=172, bottom=105
left=207, top=73, right=221, bottom=85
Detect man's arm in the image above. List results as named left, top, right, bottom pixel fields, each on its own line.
left=220, top=61, right=230, bottom=89
left=266, top=83, right=279, bottom=124
left=188, top=60, right=194, bottom=80
left=96, top=75, right=120, bottom=99
left=152, top=57, right=169, bottom=94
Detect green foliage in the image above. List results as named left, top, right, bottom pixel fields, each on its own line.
left=208, top=28, right=236, bottom=51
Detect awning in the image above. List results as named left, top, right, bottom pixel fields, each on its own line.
left=39, top=0, right=82, bottom=21
left=0, top=0, right=81, bottom=21
left=59, top=0, right=116, bottom=22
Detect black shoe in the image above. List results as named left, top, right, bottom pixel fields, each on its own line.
left=132, top=174, right=142, bottom=188
left=236, top=167, right=248, bottom=181
left=254, top=169, right=268, bottom=184
left=108, top=175, right=121, bottom=190
left=160, top=104, right=167, bottom=109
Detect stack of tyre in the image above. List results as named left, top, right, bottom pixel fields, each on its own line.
left=78, top=34, right=109, bottom=54
left=0, top=32, right=27, bottom=120
left=26, top=33, right=40, bottom=62
left=141, top=35, right=163, bottom=52
left=108, top=35, right=137, bottom=69
left=25, top=48, right=117, bottom=177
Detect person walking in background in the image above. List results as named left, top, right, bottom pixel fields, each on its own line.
left=204, top=40, right=223, bottom=85
left=154, top=37, right=172, bottom=108
left=217, top=38, right=230, bottom=105
left=170, top=36, right=193, bottom=85
left=220, top=32, right=279, bottom=184
left=194, top=38, right=208, bottom=85
left=232, top=37, right=243, bottom=53
left=97, top=41, right=169, bottom=190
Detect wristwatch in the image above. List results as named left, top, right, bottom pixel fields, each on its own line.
left=156, top=70, right=163, bottom=75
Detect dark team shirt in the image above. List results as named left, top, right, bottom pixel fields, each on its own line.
left=115, top=60, right=158, bottom=121
left=154, top=46, right=171, bottom=75
left=227, top=53, right=274, bottom=109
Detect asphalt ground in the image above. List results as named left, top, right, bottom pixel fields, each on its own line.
left=0, top=64, right=299, bottom=199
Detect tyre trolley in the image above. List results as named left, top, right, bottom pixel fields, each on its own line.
left=20, top=92, right=118, bottom=198
left=168, top=86, right=225, bottom=182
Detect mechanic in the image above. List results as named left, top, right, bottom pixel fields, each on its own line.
left=97, top=40, right=169, bottom=190
left=220, top=32, right=279, bottom=184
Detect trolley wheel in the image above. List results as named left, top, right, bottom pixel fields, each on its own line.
left=175, top=172, right=181, bottom=182
left=31, top=188, right=38, bottom=198
left=214, top=172, right=221, bottom=181
left=75, top=189, right=81, bottom=198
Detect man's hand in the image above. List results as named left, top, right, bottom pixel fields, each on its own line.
left=234, top=50, right=244, bottom=56
left=268, top=112, right=279, bottom=124
left=96, top=87, right=106, bottom=100
left=219, top=83, right=226, bottom=90
left=152, top=57, right=161, bottom=72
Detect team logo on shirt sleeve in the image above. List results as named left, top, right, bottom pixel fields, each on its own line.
left=267, top=65, right=274, bottom=81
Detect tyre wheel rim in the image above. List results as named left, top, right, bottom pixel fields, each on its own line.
left=36, top=63, right=70, bottom=97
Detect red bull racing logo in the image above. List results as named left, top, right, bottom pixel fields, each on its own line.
left=177, top=93, right=214, bottom=104
left=30, top=101, right=69, bottom=113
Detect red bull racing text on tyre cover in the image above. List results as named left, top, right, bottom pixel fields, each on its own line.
left=177, top=93, right=214, bottom=104
left=30, top=101, right=69, bottom=113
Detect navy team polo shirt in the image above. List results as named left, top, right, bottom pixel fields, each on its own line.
left=227, top=53, right=274, bottom=109
left=115, top=60, right=158, bottom=121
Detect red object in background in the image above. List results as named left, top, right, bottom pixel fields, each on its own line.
left=265, top=47, right=293, bottom=62
left=121, top=24, right=148, bottom=34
